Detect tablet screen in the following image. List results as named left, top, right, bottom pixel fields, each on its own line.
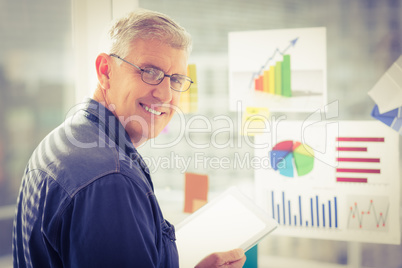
left=175, top=187, right=277, bottom=267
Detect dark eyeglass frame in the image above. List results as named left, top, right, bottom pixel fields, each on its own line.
left=110, top=54, right=193, bottom=92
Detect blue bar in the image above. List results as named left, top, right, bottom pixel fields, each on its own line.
left=329, top=200, right=332, bottom=228
left=322, top=204, right=325, bottom=227
left=277, top=204, right=280, bottom=224
left=316, top=196, right=319, bottom=227
left=306, top=220, right=308, bottom=227
left=294, top=215, right=296, bottom=226
left=282, top=192, right=286, bottom=225
left=334, top=197, right=338, bottom=228
left=299, top=196, right=302, bottom=226
left=310, top=198, right=314, bottom=226
left=271, top=191, right=275, bottom=219
left=288, top=200, right=291, bottom=226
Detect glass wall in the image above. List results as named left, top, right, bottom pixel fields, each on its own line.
left=138, top=0, right=402, bottom=267
left=0, top=0, right=73, bottom=263
left=0, top=0, right=401, bottom=267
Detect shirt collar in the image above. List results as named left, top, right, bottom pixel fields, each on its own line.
left=80, top=98, right=150, bottom=175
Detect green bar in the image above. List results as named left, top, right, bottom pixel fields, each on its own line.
left=275, top=61, right=282, bottom=95
left=282, top=54, right=291, bottom=97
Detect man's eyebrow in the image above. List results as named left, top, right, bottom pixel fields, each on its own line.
left=141, top=63, right=164, bottom=71
left=140, top=63, right=186, bottom=76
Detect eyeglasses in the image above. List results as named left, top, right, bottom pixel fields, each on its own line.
left=110, top=54, right=193, bottom=92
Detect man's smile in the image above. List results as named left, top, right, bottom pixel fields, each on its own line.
left=140, top=103, right=164, bottom=116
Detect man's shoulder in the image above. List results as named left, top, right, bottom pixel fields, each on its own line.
left=28, top=113, right=126, bottom=196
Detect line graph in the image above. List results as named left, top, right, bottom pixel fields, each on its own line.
left=346, top=196, right=389, bottom=231
left=257, top=38, right=298, bottom=76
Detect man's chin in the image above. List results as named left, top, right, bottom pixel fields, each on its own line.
left=131, top=129, right=164, bottom=147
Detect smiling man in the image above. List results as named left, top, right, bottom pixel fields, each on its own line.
left=12, top=9, right=246, bottom=268
left=94, top=36, right=189, bottom=146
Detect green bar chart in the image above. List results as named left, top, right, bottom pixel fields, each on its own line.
left=254, top=54, right=292, bottom=97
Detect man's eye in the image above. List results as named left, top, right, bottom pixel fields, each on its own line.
left=144, top=68, right=159, bottom=77
left=171, top=76, right=183, bottom=85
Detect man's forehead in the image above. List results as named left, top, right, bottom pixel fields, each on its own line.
left=127, top=40, right=187, bottom=70
left=128, top=38, right=187, bottom=56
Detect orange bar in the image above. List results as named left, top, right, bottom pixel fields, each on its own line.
left=255, top=75, right=264, bottom=91
left=254, top=77, right=259, bottom=91
left=259, top=75, right=264, bottom=91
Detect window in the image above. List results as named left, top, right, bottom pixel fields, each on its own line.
left=0, top=0, right=73, bottom=261
left=138, top=0, right=402, bottom=267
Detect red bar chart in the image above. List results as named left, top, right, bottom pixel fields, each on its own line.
left=335, top=136, right=384, bottom=184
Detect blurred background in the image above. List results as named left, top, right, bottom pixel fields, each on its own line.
left=0, top=0, right=401, bottom=267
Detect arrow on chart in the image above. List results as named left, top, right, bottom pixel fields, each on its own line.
left=250, top=37, right=299, bottom=87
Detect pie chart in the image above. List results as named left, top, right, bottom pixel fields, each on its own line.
left=270, top=140, right=314, bottom=177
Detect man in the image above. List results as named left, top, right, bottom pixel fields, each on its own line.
left=13, top=9, right=246, bottom=268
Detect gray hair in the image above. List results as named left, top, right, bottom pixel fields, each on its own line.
left=107, top=9, right=192, bottom=59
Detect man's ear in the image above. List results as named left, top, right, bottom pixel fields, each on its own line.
left=96, top=53, right=111, bottom=90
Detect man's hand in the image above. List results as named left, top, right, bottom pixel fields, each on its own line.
left=195, top=248, right=246, bottom=268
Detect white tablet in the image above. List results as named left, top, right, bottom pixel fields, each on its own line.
left=175, top=187, right=277, bottom=267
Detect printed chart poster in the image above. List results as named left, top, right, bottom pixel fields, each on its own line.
left=254, top=121, right=400, bottom=244
left=229, top=27, right=327, bottom=113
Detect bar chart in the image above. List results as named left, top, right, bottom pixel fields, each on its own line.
left=254, top=121, right=400, bottom=244
left=254, top=54, right=292, bottom=97
left=270, top=190, right=338, bottom=229
left=229, top=27, right=327, bottom=112
left=335, top=136, right=384, bottom=184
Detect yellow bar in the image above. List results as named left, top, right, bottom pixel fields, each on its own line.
left=263, top=70, right=270, bottom=93
left=269, top=66, right=275, bottom=94
left=187, top=64, right=198, bottom=113
left=178, top=65, right=192, bottom=113
left=179, top=89, right=190, bottom=113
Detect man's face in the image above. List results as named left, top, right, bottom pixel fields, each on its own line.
left=105, top=39, right=188, bottom=146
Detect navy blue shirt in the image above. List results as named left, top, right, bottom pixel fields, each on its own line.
left=13, top=99, right=178, bottom=267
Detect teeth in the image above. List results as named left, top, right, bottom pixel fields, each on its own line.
left=142, top=104, right=162, bottom=115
